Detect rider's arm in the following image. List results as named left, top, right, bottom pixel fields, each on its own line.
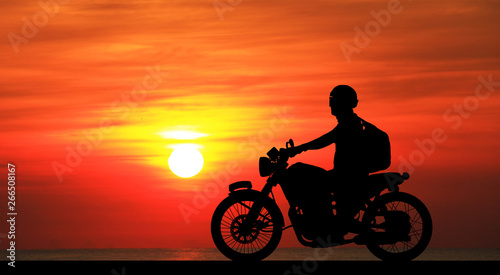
left=296, top=128, right=337, bottom=153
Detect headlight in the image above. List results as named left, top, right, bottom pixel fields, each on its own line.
left=259, top=157, right=274, bottom=177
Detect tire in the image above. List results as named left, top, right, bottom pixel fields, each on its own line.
left=211, top=191, right=283, bottom=261
left=362, top=192, right=432, bottom=261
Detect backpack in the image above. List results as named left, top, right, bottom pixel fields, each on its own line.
left=360, top=118, right=391, bottom=173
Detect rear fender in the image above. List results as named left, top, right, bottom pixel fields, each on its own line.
left=381, top=172, right=410, bottom=192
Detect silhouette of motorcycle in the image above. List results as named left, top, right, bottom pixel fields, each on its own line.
left=211, top=139, right=432, bottom=261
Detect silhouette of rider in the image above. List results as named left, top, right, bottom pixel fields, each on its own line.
left=288, top=85, right=369, bottom=241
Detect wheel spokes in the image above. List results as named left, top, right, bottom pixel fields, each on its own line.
left=220, top=200, right=275, bottom=254
left=375, top=200, right=425, bottom=253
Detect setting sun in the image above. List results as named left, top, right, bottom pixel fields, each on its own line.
left=168, top=144, right=204, bottom=178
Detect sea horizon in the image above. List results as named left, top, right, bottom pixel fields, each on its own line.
left=5, top=247, right=499, bottom=261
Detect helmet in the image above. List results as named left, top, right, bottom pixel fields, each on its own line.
left=330, top=85, right=358, bottom=109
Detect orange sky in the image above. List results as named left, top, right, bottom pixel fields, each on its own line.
left=1, top=0, right=500, bottom=249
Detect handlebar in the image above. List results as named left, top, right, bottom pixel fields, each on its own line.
left=267, top=139, right=296, bottom=162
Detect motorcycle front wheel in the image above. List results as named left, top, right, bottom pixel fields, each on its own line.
left=211, top=191, right=283, bottom=261
left=362, top=192, right=433, bottom=261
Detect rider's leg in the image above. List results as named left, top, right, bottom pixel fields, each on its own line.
left=328, top=170, right=366, bottom=240
left=305, top=178, right=335, bottom=240
left=324, top=170, right=349, bottom=241
left=334, top=192, right=356, bottom=234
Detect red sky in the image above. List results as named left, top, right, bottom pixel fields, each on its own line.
left=1, top=0, right=500, bottom=249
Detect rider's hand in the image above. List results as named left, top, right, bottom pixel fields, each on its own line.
left=288, top=146, right=304, bottom=158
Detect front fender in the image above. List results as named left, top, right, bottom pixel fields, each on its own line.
left=229, top=180, right=252, bottom=193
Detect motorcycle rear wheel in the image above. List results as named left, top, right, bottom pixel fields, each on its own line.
left=211, top=191, right=283, bottom=261
left=362, top=192, right=432, bottom=261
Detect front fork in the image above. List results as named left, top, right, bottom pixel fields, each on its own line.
left=240, top=177, right=276, bottom=231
